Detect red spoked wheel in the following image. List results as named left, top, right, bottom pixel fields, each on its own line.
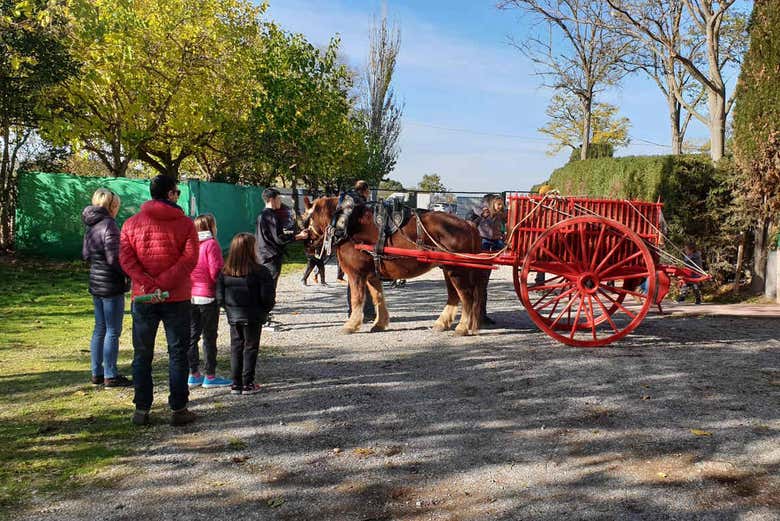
left=513, top=216, right=657, bottom=347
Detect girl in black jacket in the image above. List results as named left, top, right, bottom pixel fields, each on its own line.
left=217, top=233, right=275, bottom=395
left=82, top=188, right=131, bottom=387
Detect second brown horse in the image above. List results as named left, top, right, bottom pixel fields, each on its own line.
left=303, top=197, right=485, bottom=335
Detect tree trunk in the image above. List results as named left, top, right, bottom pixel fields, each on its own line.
left=733, top=231, right=745, bottom=295
left=750, top=218, right=770, bottom=294
left=291, top=180, right=300, bottom=216
left=705, top=18, right=726, bottom=162
left=1, top=125, right=15, bottom=250
left=707, top=89, right=726, bottom=161
left=0, top=195, right=15, bottom=252
left=668, top=95, right=683, bottom=155
left=138, top=149, right=182, bottom=180
left=580, top=97, right=592, bottom=161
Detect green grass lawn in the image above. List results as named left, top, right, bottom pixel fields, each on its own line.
left=0, top=258, right=144, bottom=517
left=0, top=250, right=305, bottom=519
left=281, top=241, right=307, bottom=275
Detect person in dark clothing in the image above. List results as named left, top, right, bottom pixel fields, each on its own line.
left=254, top=188, right=307, bottom=328
left=677, top=242, right=704, bottom=304
left=255, top=188, right=295, bottom=282
left=342, top=180, right=375, bottom=320
left=216, top=233, right=276, bottom=395
left=82, top=188, right=132, bottom=388
left=301, top=220, right=327, bottom=286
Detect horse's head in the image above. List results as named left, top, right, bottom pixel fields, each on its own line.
left=301, top=196, right=338, bottom=248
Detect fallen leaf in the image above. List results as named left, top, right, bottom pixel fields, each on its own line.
left=226, top=437, right=247, bottom=449
left=384, top=446, right=403, bottom=457
left=690, top=429, right=713, bottom=436
left=641, top=395, right=651, bottom=400
left=231, top=455, right=250, bottom=464
left=657, top=472, right=668, bottom=478
left=353, top=447, right=375, bottom=457
left=267, top=497, right=285, bottom=508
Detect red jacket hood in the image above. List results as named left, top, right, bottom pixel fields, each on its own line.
left=140, top=199, right=185, bottom=220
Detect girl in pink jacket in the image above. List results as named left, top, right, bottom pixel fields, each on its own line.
left=188, top=214, right=230, bottom=388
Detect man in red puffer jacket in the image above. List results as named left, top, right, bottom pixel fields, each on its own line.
left=120, top=175, right=199, bottom=427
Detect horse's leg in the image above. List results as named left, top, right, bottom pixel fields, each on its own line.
left=469, top=269, right=487, bottom=334
left=366, top=274, right=390, bottom=332
left=450, top=269, right=484, bottom=336
left=343, top=274, right=366, bottom=334
left=433, top=269, right=460, bottom=332
left=447, top=269, right=474, bottom=336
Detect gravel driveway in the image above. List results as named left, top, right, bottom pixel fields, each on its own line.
left=22, top=266, right=780, bottom=520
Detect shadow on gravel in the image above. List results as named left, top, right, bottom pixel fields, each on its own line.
left=132, top=337, right=778, bottom=520
left=31, top=272, right=779, bottom=521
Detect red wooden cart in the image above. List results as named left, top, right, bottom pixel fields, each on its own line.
left=356, top=194, right=709, bottom=347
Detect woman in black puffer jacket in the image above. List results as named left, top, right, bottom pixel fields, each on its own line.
left=82, top=188, right=131, bottom=387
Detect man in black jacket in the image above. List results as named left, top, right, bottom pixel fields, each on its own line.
left=254, top=188, right=307, bottom=329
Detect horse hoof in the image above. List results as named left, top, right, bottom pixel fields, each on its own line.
left=369, top=324, right=386, bottom=333
left=342, top=325, right=359, bottom=334
left=454, top=328, right=468, bottom=337
left=432, top=323, right=448, bottom=332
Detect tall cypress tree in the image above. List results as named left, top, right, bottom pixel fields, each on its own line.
left=732, top=0, right=780, bottom=293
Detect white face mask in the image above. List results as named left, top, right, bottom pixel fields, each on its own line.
left=198, top=230, right=213, bottom=241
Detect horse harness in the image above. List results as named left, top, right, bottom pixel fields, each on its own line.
left=322, top=196, right=427, bottom=277
left=369, top=198, right=422, bottom=275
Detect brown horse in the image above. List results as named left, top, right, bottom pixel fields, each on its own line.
left=303, top=197, right=485, bottom=335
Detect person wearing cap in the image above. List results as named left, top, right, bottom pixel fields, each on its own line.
left=255, top=188, right=308, bottom=328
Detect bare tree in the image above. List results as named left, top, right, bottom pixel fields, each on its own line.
left=362, top=13, right=403, bottom=183
left=606, top=0, right=747, bottom=161
left=609, top=0, right=704, bottom=154
left=499, top=0, right=634, bottom=160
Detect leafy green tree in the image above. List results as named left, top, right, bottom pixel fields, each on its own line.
left=732, top=0, right=780, bottom=293
left=417, top=173, right=446, bottom=192
left=379, top=178, right=404, bottom=190
left=1, top=0, right=73, bottom=248
left=41, top=0, right=262, bottom=179
left=539, top=92, right=630, bottom=157
left=231, top=26, right=367, bottom=193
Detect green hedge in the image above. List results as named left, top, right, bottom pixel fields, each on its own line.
left=543, top=155, right=739, bottom=281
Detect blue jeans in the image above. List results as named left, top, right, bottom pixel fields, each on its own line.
left=131, top=300, right=190, bottom=412
left=90, top=294, right=125, bottom=379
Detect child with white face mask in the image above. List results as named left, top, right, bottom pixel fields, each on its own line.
left=188, top=214, right=231, bottom=389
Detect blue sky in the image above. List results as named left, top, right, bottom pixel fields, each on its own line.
left=265, top=0, right=734, bottom=192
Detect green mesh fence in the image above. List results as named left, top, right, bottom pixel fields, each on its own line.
left=15, top=172, right=196, bottom=259
left=187, top=180, right=265, bottom=253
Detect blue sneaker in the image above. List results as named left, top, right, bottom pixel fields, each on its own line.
left=202, top=375, right=232, bottom=388
left=188, top=373, right=204, bottom=388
